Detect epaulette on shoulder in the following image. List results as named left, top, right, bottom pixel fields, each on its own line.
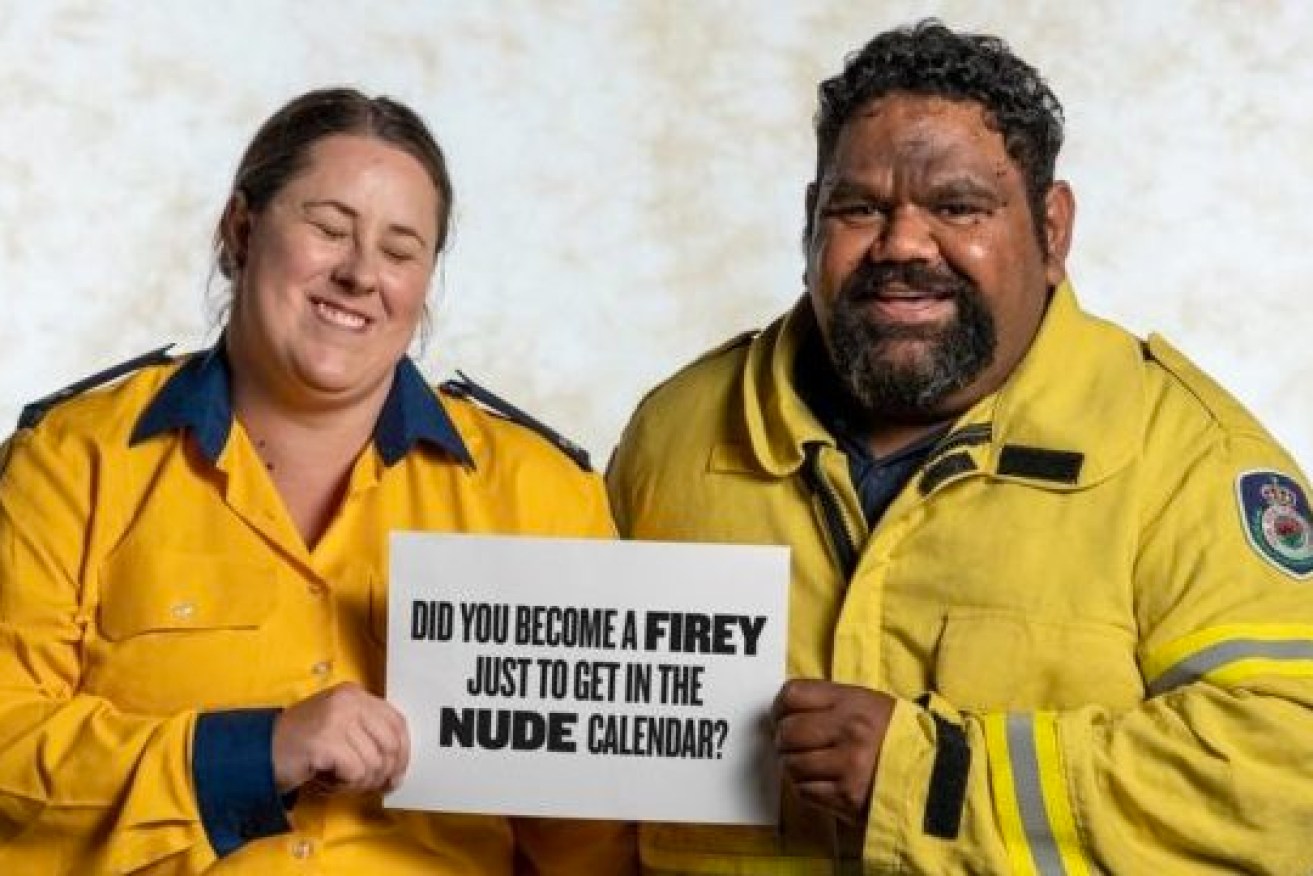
left=440, top=371, right=593, bottom=472
left=18, top=345, right=174, bottom=430
left=634, top=329, right=759, bottom=410
left=690, top=329, right=758, bottom=368
left=1144, top=334, right=1262, bottom=432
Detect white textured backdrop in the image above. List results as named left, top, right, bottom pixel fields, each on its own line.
left=1, top=1, right=1310, bottom=470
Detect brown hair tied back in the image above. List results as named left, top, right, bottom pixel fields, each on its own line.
left=214, top=87, right=455, bottom=280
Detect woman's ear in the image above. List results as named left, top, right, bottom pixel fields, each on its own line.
left=219, top=192, right=253, bottom=278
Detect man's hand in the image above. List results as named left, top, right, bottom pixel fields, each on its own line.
left=771, top=679, right=895, bottom=824
left=272, top=682, right=410, bottom=796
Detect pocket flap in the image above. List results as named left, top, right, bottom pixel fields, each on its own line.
left=934, top=609, right=1142, bottom=711
left=98, top=548, right=276, bottom=641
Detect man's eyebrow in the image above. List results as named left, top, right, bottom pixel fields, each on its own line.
left=821, top=177, right=881, bottom=200
left=303, top=199, right=430, bottom=247
left=926, top=176, right=1002, bottom=201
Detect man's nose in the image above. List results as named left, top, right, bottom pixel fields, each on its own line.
left=868, top=205, right=937, bottom=263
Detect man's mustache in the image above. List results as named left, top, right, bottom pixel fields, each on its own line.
left=841, top=261, right=975, bottom=302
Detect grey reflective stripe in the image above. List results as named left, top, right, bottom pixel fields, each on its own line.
left=1006, top=715, right=1066, bottom=876
left=1147, top=638, right=1313, bottom=696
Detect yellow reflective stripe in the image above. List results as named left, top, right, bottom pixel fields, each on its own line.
left=1143, top=623, right=1313, bottom=680
left=1143, top=624, right=1313, bottom=695
left=1207, top=658, right=1313, bottom=687
left=1033, top=713, right=1093, bottom=876
left=1006, top=715, right=1066, bottom=876
left=986, top=714, right=1094, bottom=876
left=984, top=714, right=1040, bottom=876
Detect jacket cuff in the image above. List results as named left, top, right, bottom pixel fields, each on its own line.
left=862, top=697, right=939, bottom=868
left=192, top=709, right=291, bottom=857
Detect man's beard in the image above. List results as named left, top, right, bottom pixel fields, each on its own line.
left=823, top=261, right=996, bottom=419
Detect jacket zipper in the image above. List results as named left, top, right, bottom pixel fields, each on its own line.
left=799, top=442, right=868, bottom=871
left=801, top=442, right=860, bottom=582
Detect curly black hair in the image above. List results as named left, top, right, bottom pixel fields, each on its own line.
left=812, top=19, right=1064, bottom=241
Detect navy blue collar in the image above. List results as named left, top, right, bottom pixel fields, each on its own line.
left=130, top=345, right=473, bottom=468
left=374, top=355, right=474, bottom=467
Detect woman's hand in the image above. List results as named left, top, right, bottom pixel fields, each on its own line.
left=272, top=682, right=410, bottom=796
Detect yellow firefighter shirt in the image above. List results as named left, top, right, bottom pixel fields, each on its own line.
left=608, top=282, right=1313, bottom=874
left=0, top=348, right=635, bottom=875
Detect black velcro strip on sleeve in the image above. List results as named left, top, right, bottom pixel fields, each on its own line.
left=923, top=713, right=970, bottom=839
left=997, top=445, right=1084, bottom=484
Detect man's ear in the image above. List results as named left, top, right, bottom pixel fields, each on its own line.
left=219, top=192, right=253, bottom=279
left=802, top=182, right=819, bottom=285
left=803, top=182, right=819, bottom=243
left=1042, top=181, right=1075, bottom=286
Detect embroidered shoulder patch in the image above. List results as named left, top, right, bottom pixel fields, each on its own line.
left=1237, top=470, right=1313, bottom=579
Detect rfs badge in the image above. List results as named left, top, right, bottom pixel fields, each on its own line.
left=1237, top=470, right=1313, bottom=579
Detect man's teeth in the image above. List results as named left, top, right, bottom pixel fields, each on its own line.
left=878, top=290, right=946, bottom=300
left=315, top=300, right=367, bottom=329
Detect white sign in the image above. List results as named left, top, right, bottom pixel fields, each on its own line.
left=385, top=533, right=789, bottom=825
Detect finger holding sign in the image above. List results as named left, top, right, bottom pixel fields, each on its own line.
left=273, top=682, right=410, bottom=796
left=352, top=700, right=410, bottom=792
left=341, top=716, right=399, bottom=791
left=771, top=679, right=894, bottom=824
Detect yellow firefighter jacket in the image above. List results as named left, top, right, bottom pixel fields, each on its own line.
left=607, top=282, right=1313, bottom=875
left=0, top=350, right=635, bottom=875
